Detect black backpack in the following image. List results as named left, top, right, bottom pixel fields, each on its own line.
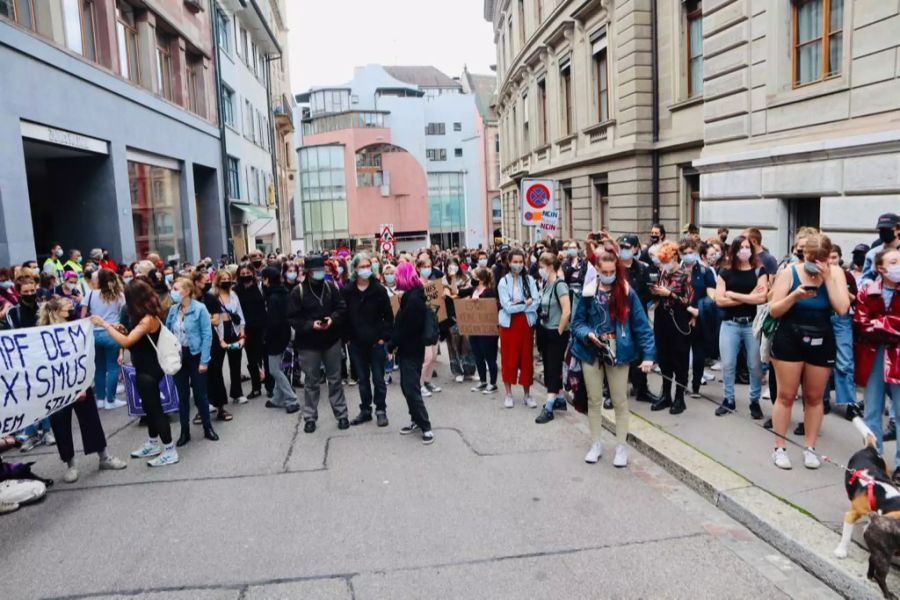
left=422, top=305, right=439, bottom=346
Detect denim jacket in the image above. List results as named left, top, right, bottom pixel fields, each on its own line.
left=166, top=299, right=213, bottom=364
left=498, top=272, right=539, bottom=328
left=571, top=287, right=656, bottom=366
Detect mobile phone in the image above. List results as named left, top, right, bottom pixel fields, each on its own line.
left=802, top=285, right=818, bottom=292
left=590, top=232, right=604, bottom=242
left=648, top=273, right=659, bottom=284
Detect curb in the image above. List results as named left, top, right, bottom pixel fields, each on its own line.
left=598, top=407, right=899, bottom=600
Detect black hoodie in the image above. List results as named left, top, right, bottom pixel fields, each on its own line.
left=388, top=286, right=426, bottom=359
left=264, top=284, right=291, bottom=356
left=341, top=280, right=394, bottom=347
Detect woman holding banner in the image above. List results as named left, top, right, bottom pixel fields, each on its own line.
left=41, top=296, right=126, bottom=482
left=91, top=279, right=179, bottom=467
left=458, top=267, right=499, bottom=394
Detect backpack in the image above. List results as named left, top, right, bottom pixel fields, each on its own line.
left=422, top=305, right=440, bottom=346
left=147, top=318, right=182, bottom=375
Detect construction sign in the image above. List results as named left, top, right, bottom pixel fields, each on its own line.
left=521, top=179, right=554, bottom=227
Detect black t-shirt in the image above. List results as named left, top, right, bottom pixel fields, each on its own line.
left=719, top=267, right=762, bottom=320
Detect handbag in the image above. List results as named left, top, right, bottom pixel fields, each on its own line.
left=148, top=318, right=182, bottom=376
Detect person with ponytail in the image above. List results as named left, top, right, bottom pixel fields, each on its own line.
left=571, top=248, right=655, bottom=468
left=83, top=269, right=127, bottom=410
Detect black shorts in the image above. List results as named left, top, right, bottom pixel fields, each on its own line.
left=770, top=320, right=836, bottom=368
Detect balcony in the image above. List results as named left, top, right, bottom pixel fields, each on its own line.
left=273, top=94, right=294, bottom=133
left=301, top=111, right=389, bottom=136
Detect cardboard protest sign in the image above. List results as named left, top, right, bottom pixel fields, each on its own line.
left=0, top=319, right=95, bottom=435
left=454, top=298, right=500, bottom=336
left=122, top=365, right=179, bottom=417
left=423, top=279, right=447, bottom=321
left=389, top=293, right=401, bottom=316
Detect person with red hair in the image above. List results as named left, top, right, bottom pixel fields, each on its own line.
left=571, top=250, right=655, bottom=468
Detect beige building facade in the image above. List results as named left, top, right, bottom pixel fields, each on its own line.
left=485, top=0, right=706, bottom=245
left=267, top=0, right=296, bottom=252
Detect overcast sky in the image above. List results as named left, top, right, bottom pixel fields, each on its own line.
left=285, top=0, right=497, bottom=93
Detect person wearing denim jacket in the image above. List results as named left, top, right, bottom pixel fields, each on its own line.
left=571, top=250, right=655, bottom=468
left=497, top=250, right=540, bottom=408
left=166, top=277, right=218, bottom=447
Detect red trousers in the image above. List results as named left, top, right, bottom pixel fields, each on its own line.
left=500, top=313, right=534, bottom=386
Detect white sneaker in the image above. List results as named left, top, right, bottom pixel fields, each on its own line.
left=235, top=396, right=248, bottom=405
left=524, top=395, right=537, bottom=408
left=471, top=382, right=488, bottom=392
left=585, top=442, right=604, bottom=464
left=148, top=448, right=179, bottom=467
left=422, top=431, right=435, bottom=445
left=42, top=431, right=56, bottom=446
left=762, top=388, right=771, bottom=400
left=425, top=382, right=442, bottom=393
left=105, top=399, right=127, bottom=410
left=99, top=456, right=127, bottom=471
left=63, top=466, right=79, bottom=483
left=703, top=369, right=716, bottom=381
left=96, top=400, right=105, bottom=409
left=652, top=365, right=661, bottom=374
left=613, top=445, right=628, bottom=468
left=503, top=395, right=514, bottom=409
left=130, top=440, right=161, bottom=459
left=772, top=448, right=792, bottom=470
left=482, top=384, right=498, bottom=395
left=454, top=374, right=465, bottom=383
left=711, top=361, right=722, bottom=371
left=803, top=448, right=821, bottom=469
left=420, top=385, right=433, bottom=398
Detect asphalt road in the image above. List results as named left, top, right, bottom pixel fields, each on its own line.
left=3, top=356, right=839, bottom=600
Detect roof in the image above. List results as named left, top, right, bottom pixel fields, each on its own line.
left=383, top=66, right=461, bottom=89
left=463, top=71, right=497, bottom=119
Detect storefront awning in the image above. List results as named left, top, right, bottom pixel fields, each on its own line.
left=231, top=202, right=273, bottom=220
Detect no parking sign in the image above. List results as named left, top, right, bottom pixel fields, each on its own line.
left=521, top=179, right=554, bottom=226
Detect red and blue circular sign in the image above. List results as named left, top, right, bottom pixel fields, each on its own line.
left=525, top=183, right=550, bottom=210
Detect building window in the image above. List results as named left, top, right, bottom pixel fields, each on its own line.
left=426, top=122, right=446, bottom=135
left=536, top=0, right=543, bottom=23
left=155, top=31, right=174, bottom=101
left=239, top=26, right=248, bottom=60
left=187, top=53, right=206, bottom=117
left=222, top=86, right=235, bottom=126
left=129, top=161, right=185, bottom=262
left=521, top=93, right=530, bottom=153
left=428, top=172, right=465, bottom=236
left=116, top=1, right=139, bottom=83
left=517, top=0, right=525, bottom=45
left=453, top=122, right=462, bottom=132
left=60, top=0, right=96, bottom=59
left=215, top=7, right=230, bottom=54
left=2, top=0, right=36, bottom=30
left=593, top=177, right=609, bottom=232
left=592, top=36, right=609, bottom=122
left=510, top=105, right=518, bottom=157
left=492, top=196, right=502, bottom=220
left=245, top=99, right=253, bottom=139
left=356, top=148, right=383, bottom=187
left=426, top=149, right=447, bottom=161
left=560, top=63, right=573, bottom=136
left=561, top=181, right=573, bottom=238
left=793, top=0, right=843, bottom=87
left=454, top=148, right=463, bottom=157
left=537, top=79, right=548, bottom=145
left=249, top=40, right=256, bottom=71
left=687, top=1, right=703, bottom=97
left=684, top=172, right=700, bottom=225
left=226, top=156, right=240, bottom=198
left=299, top=145, right=349, bottom=247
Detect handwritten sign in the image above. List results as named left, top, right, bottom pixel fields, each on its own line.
left=423, top=279, right=447, bottom=321
left=454, top=298, right=500, bottom=336
left=122, top=365, right=179, bottom=417
left=0, top=320, right=95, bottom=435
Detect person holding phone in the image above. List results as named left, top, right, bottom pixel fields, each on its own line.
left=768, top=232, right=850, bottom=470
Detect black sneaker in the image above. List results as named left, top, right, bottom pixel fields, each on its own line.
left=749, top=403, right=764, bottom=420
left=763, top=418, right=773, bottom=430
left=376, top=412, right=389, bottom=427
left=885, top=420, right=897, bottom=442
left=471, top=382, right=488, bottom=392
left=337, top=418, right=350, bottom=430
left=892, top=467, right=900, bottom=487
left=247, top=390, right=262, bottom=400
left=715, top=403, right=734, bottom=417
left=535, top=408, right=554, bottom=424
left=794, top=422, right=805, bottom=436
left=422, top=431, right=435, bottom=445
left=400, top=423, right=420, bottom=435
left=553, top=397, right=567, bottom=411
left=603, top=397, right=613, bottom=410
left=303, top=420, right=316, bottom=434
left=350, top=412, right=372, bottom=426
left=286, top=404, right=300, bottom=414
left=823, top=399, right=832, bottom=415
left=845, top=403, right=863, bottom=421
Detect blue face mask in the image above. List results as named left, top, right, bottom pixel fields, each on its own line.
left=478, top=259, right=488, bottom=268
left=619, top=249, right=633, bottom=261
left=371, top=263, right=380, bottom=274
left=286, top=272, right=298, bottom=282
left=170, top=290, right=183, bottom=303
left=385, top=274, right=396, bottom=285
left=420, top=267, right=432, bottom=278
left=0, top=281, right=12, bottom=289
left=509, top=264, right=523, bottom=274
left=311, top=270, right=325, bottom=281
left=682, top=254, right=699, bottom=265
left=123, top=277, right=133, bottom=285
left=566, top=249, right=578, bottom=258
left=599, top=274, right=617, bottom=285
left=56, top=249, right=64, bottom=258
left=803, top=261, right=820, bottom=275
left=357, top=268, right=373, bottom=280
left=165, top=274, right=174, bottom=284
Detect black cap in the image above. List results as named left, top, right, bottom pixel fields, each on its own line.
left=877, top=213, right=900, bottom=229
left=618, top=234, right=640, bottom=248
left=852, top=243, right=871, bottom=255
left=304, top=255, right=325, bottom=270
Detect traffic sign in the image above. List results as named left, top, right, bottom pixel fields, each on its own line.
left=521, top=179, right=555, bottom=227
left=378, top=223, right=395, bottom=255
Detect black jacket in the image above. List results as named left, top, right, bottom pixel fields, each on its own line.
left=264, top=285, right=291, bottom=356
left=6, top=304, right=38, bottom=329
left=287, top=279, right=346, bottom=351
left=341, top=280, right=393, bottom=347
left=388, top=286, right=426, bottom=359
left=625, top=259, right=653, bottom=311
left=235, top=282, right=266, bottom=330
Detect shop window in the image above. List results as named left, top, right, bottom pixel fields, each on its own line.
left=129, top=161, right=186, bottom=262
left=793, top=0, right=843, bottom=87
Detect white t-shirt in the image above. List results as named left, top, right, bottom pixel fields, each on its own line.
left=86, top=291, right=125, bottom=325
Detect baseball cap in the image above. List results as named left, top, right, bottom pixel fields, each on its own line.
left=876, top=213, right=899, bottom=229
left=618, top=234, right=640, bottom=248
left=852, top=243, right=870, bottom=255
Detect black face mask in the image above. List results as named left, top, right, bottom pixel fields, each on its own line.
left=879, top=228, right=897, bottom=244
left=252, top=260, right=263, bottom=268
left=20, top=294, right=37, bottom=306
left=239, top=276, right=253, bottom=285
left=67, top=308, right=78, bottom=321
left=221, top=281, right=234, bottom=290
left=795, top=249, right=805, bottom=260
left=102, top=253, right=110, bottom=260
left=650, top=235, right=660, bottom=244
left=203, top=283, right=212, bottom=294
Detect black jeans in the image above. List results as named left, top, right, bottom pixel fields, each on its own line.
left=539, top=328, right=569, bottom=395
left=655, top=308, right=691, bottom=400
left=399, top=353, right=431, bottom=431
left=244, top=326, right=271, bottom=393
left=349, top=341, right=387, bottom=414
left=208, top=343, right=245, bottom=408
left=50, top=388, right=106, bottom=463
left=690, top=324, right=706, bottom=393
left=174, top=348, right=211, bottom=431
left=469, top=335, right=498, bottom=385
left=136, top=369, right=172, bottom=444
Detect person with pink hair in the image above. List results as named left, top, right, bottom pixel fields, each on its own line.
left=386, top=262, right=434, bottom=444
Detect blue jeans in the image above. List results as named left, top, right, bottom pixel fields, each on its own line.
left=863, top=347, right=900, bottom=466
left=825, top=313, right=856, bottom=405
left=718, top=320, right=762, bottom=406
left=94, top=329, right=120, bottom=402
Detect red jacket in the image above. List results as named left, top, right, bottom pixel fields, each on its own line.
left=99, top=259, right=117, bottom=271
left=854, top=280, right=900, bottom=385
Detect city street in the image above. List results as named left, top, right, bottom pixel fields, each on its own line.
left=3, top=357, right=837, bottom=600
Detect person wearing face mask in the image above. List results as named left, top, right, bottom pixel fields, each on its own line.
left=163, top=267, right=175, bottom=289
left=475, top=250, right=490, bottom=272
left=63, top=249, right=84, bottom=283
left=855, top=248, right=900, bottom=482
left=701, top=241, right=723, bottom=274
left=382, top=263, right=398, bottom=296
left=262, top=267, right=301, bottom=415
left=614, top=235, right=657, bottom=404
left=717, top=227, right=729, bottom=247
left=498, top=249, right=539, bottom=408
left=648, top=241, right=695, bottom=414
left=192, top=269, right=228, bottom=421
left=714, top=236, right=768, bottom=418
left=283, top=264, right=301, bottom=292
left=121, top=269, right=135, bottom=286
left=561, top=240, right=587, bottom=295
left=342, top=253, right=394, bottom=427
left=249, top=250, right=266, bottom=275
left=572, top=249, right=655, bottom=467
left=56, top=270, right=83, bottom=313
left=442, top=257, right=475, bottom=384
left=680, top=239, right=716, bottom=399
left=534, top=253, right=571, bottom=424
left=288, top=255, right=350, bottom=433
left=768, top=233, right=850, bottom=470
left=640, top=224, right=666, bottom=265
left=822, top=245, right=860, bottom=420
left=415, top=255, right=442, bottom=396
left=235, top=265, right=270, bottom=399
left=82, top=269, right=128, bottom=410
left=43, top=243, right=65, bottom=279
left=212, top=269, right=248, bottom=410
left=850, top=243, right=870, bottom=288
left=0, top=267, right=19, bottom=324
left=862, top=213, right=900, bottom=283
